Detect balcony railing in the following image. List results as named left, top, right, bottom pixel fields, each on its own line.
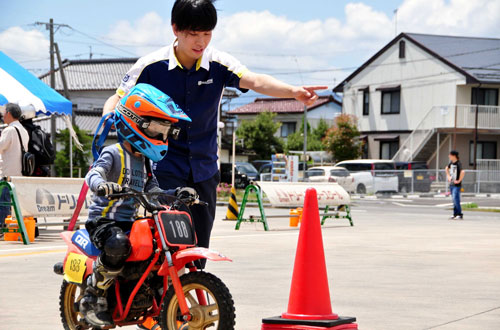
left=393, top=104, right=500, bottom=162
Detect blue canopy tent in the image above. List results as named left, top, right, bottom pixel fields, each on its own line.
left=0, top=51, right=82, bottom=177
left=0, top=51, right=72, bottom=114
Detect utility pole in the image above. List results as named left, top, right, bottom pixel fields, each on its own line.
left=54, top=43, right=70, bottom=100
left=35, top=19, right=70, bottom=176
left=49, top=19, right=56, bottom=177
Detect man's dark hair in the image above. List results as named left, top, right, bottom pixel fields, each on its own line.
left=450, top=150, right=459, bottom=158
left=171, top=0, right=217, bottom=31
left=5, top=103, right=22, bottom=119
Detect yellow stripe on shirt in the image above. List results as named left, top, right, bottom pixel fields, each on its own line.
left=101, top=144, right=126, bottom=218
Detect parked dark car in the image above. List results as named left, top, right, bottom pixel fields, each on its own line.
left=251, top=160, right=272, bottom=172
left=395, top=161, right=432, bottom=193
left=220, top=162, right=259, bottom=188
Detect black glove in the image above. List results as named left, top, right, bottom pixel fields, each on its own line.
left=96, top=182, right=122, bottom=197
left=175, top=187, right=198, bottom=201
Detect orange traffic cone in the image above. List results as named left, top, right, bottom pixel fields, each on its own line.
left=262, top=188, right=357, bottom=329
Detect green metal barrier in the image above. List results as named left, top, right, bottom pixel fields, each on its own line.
left=0, top=180, right=30, bottom=245
left=321, top=205, right=353, bottom=227
left=235, top=184, right=269, bottom=231
left=235, top=184, right=354, bottom=231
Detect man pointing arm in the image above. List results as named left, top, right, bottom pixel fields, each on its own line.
left=102, top=0, right=326, bottom=268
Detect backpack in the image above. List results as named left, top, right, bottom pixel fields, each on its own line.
left=25, top=123, right=56, bottom=166
left=14, top=127, right=35, bottom=176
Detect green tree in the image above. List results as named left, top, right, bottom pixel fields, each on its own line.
left=236, top=111, right=283, bottom=159
left=323, top=114, right=362, bottom=162
left=285, top=118, right=329, bottom=152
left=55, top=126, right=93, bottom=177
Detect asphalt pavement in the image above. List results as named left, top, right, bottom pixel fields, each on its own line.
left=1, top=198, right=499, bottom=330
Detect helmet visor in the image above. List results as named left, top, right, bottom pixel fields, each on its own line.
left=143, top=119, right=172, bottom=142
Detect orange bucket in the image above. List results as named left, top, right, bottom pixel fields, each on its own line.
left=289, top=209, right=300, bottom=227
left=4, top=216, right=36, bottom=242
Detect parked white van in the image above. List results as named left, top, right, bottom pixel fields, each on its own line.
left=335, top=160, right=399, bottom=194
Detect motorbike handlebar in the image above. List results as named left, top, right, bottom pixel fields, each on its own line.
left=103, top=187, right=208, bottom=212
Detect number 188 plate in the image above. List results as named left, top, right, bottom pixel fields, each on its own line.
left=159, top=210, right=196, bottom=247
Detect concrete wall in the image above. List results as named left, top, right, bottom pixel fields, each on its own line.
left=342, top=37, right=466, bottom=132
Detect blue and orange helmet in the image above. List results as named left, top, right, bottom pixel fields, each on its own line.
left=114, top=83, right=191, bottom=162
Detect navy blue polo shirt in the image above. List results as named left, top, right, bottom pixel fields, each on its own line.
left=117, top=42, right=248, bottom=183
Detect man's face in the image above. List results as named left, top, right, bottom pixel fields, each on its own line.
left=173, top=25, right=212, bottom=60
left=449, top=154, right=457, bottom=162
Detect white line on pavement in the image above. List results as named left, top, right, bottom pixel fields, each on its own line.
left=436, top=203, right=454, bottom=207
left=0, top=245, right=66, bottom=253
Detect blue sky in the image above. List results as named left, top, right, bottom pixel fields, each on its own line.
left=1, top=0, right=499, bottom=106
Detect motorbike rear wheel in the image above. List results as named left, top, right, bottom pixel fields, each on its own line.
left=59, top=280, right=92, bottom=330
left=159, top=271, right=235, bottom=330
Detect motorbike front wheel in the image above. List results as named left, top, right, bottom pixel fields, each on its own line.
left=159, top=271, right=235, bottom=330
left=59, top=280, right=93, bottom=330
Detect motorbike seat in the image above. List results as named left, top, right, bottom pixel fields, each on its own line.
left=71, top=229, right=101, bottom=257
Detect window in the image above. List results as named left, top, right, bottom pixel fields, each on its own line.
left=338, top=163, right=371, bottom=172
left=330, top=169, right=349, bottom=177
left=280, top=122, right=296, bottom=137
left=472, top=88, right=499, bottom=106
left=380, top=140, right=399, bottom=159
left=361, top=138, right=369, bottom=159
left=469, top=141, right=497, bottom=165
left=381, top=89, right=401, bottom=114
left=306, top=169, right=325, bottom=177
left=399, top=40, right=406, bottom=59
left=362, top=89, right=370, bottom=115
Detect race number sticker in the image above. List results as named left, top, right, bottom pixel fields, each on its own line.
left=63, top=253, right=87, bottom=284
left=159, top=211, right=196, bottom=247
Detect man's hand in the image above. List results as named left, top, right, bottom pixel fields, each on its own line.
left=447, top=175, right=452, bottom=182
left=176, top=187, right=198, bottom=201
left=454, top=180, right=461, bottom=185
left=293, top=86, right=328, bottom=106
left=97, top=182, right=122, bottom=197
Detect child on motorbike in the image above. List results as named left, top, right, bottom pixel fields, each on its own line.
left=81, top=84, right=196, bottom=327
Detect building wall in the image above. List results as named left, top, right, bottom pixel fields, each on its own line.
left=219, top=149, right=249, bottom=163
left=342, top=37, right=466, bottom=133
left=456, top=84, right=500, bottom=105
left=234, top=103, right=340, bottom=138
left=427, top=133, right=500, bottom=170
left=68, top=90, right=115, bottom=111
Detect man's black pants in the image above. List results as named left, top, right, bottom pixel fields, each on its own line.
left=155, top=171, right=219, bottom=268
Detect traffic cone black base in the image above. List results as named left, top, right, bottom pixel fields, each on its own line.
left=262, top=315, right=357, bottom=328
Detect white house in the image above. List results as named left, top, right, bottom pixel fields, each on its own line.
left=228, top=95, right=342, bottom=139
left=333, top=33, right=500, bottom=170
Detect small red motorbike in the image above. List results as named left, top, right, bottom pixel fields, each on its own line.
left=54, top=189, right=235, bottom=330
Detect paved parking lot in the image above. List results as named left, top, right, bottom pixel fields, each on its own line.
left=1, top=198, right=499, bottom=329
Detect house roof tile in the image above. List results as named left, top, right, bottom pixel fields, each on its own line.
left=228, top=95, right=339, bottom=114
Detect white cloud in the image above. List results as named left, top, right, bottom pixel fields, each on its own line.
left=105, top=12, right=175, bottom=55
left=103, top=0, right=500, bottom=87
left=397, top=0, right=500, bottom=36
left=0, top=27, right=49, bottom=64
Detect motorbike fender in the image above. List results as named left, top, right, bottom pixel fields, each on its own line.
left=60, top=232, right=94, bottom=283
left=158, top=247, right=232, bottom=276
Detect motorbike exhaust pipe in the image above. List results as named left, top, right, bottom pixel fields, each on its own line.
left=53, top=262, right=64, bottom=275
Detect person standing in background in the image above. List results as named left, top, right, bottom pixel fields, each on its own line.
left=446, top=150, right=465, bottom=220
left=0, top=103, right=30, bottom=235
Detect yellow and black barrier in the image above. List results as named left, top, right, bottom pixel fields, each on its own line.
left=225, top=186, right=239, bottom=220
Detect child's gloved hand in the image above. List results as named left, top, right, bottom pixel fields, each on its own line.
left=97, top=182, right=122, bottom=197
left=175, top=187, right=198, bottom=201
